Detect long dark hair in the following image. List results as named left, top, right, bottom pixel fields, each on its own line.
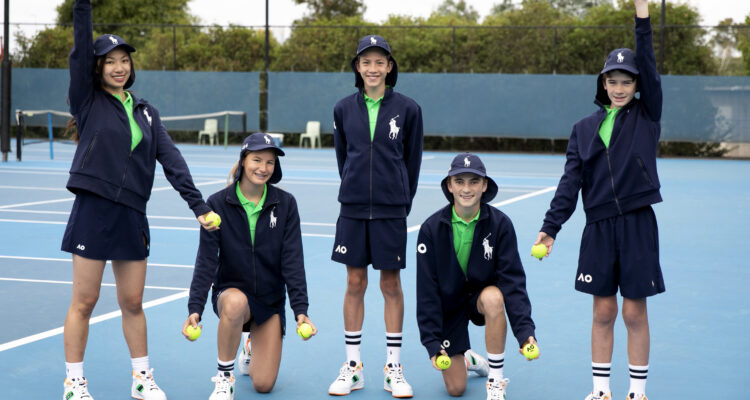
left=66, top=55, right=136, bottom=143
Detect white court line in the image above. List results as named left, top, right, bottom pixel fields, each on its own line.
left=0, top=291, right=188, bottom=353
left=0, top=255, right=194, bottom=269
left=406, top=186, right=556, bottom=233
left=0, top=185, right=68, bottom=191
left=0, top=277, right=187, bottom=291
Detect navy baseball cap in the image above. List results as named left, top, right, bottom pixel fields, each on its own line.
left=350, top=35, right=398, bottom=88
left=235, top=133, right=285, bottom=184
left=94, top=34, right=136, bottom=56
left=596, top=48, right=640, bottom=105
left=441, top=153, right=498, bottom=204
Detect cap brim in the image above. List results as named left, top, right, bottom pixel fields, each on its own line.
left=242, top=144, right=285, bottom=157
left=600, top=63, right=639, bottom=76
left=95, top=43, right=137, bottom=56
left=448, top=167, right=486, bottom=177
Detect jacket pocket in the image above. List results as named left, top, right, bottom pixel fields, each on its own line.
left=80, top=132, right=99, bottom=169
left=636, top=157, right=654, bottom=186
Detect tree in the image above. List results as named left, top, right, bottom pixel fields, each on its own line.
left=547, top=0, right=611, bottom=17
left=294, top=0, right=366, bottom=21
left=435, top=0, right=480, bottom=23
left=737, top=15, right=750, bottom=75
left=490, top=0, right=517, bottom=15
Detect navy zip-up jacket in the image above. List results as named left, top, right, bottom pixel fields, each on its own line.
left=541, top=17, right=662, bottom=238
left=67, top=0, right=209, bottom=218
left=333, top=88, right=423, bottom=219
left=417, top=203, right=535, bottom=358
left=188, top=184, right=309, bottom=320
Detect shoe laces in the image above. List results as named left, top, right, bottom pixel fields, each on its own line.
left=134, top=369, right=161, bottom=392
left=385, top=363, right=407, bottom=385
left=486, top=377, right=509, bottom=400
left=211, top=372, right=234, bottom=394
left=336, top=361, right=358, bottom=382
left=67, top=378, right=92, bottom=399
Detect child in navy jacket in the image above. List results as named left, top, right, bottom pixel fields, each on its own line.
left=534, top=1, right=663, bottom=399
left=328, top=35, right=423, bottom=398
left=183, top=133, right=314, bottom=399
left=61, top=1, right=214, bottom=399
left=417, top=153, right=536, bottom=400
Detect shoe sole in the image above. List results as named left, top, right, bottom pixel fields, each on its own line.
left=328, top=386, right=363, bottom=396
left=384, top=386, right=413, bottom=398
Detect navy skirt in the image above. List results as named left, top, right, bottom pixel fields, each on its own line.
left=61, top=191, right=150, bottom=260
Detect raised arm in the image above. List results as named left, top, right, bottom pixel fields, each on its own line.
left=634, top=0, right=662, bottom=122
left=69, top=0, right=95, bottom=115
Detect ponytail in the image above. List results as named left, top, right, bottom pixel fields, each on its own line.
left=227, top=162, right=239, bottom=186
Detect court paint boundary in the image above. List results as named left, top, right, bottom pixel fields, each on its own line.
left=0, top=277, right=187, bottom=291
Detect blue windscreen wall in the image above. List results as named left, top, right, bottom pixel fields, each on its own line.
left=6, top=68, right=749, bottom=142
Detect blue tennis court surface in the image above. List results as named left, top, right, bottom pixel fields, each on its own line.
left=1, top=140, right=748, bottom=398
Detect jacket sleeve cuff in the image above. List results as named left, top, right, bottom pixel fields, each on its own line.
left=515, top=328, right=536, bottom=349
left=540, top=223, right=559, bottom=239
left=425, top=340, right=443, bottom=359
left=292, top=305, right=309, bottom=319
left=192, top=202, right=211, bottom=218
left=188, top=304, right=204, bottom=320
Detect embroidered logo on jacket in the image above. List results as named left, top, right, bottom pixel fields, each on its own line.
left=617, top=52, right=624, bottom=63
left=417, top=243, right=427, bottom=254
left=109, top=36, right=118, bottom=45
left=269, top=208, right=277, bottom=229
left=482, top=233, right=493, bottom=260
left=143, top=109, right=152, bottom=126
left=388, top=115, right=400, bottom=140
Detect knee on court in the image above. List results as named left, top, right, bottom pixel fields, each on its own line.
left=444, top=378, right=466, bottom=397
left=252, top=378, right=276, bottom=393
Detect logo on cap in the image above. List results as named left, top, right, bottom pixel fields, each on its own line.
left=617, top=52, right=624, bottom=63
left=264, top=135, right=271, bottom=144
left=109, top=35, right=119, bottom=45
left=464, top=157, right=471, bottom=167
left=370, top=36, right=377, bottom=45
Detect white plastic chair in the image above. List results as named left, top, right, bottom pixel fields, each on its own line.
left=299, top=121, right=321, bottom=148
left=198, top=119, right=219, bottom=146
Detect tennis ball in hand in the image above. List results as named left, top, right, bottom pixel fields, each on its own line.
left=205, top=212, right=221, bottom=227
left=531, top=243, right=547, bottom=259
left=522, top=343, right=539, bottom=360
left=436, top=354, right=451, bottom=370
left=297, top=323, right=312, bottom=339
left=186, top=325, right=201, bottom=340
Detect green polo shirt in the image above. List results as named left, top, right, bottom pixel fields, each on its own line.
left=113, top=91, right=142, bottom=151
left=599, top=105, right=620, bottom=148
left=235, top=182, right=267, bottom=245
left=451, top=207, right=480, bottom=275
left=363, top=93, right=383, bottom=142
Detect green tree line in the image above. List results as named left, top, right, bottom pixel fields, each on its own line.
left=13, top=0, right=750, bottom=75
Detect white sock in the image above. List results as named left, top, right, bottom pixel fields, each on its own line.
left=628, top=364, right=648, bottom=394
left=66, top=361, right=84, bottom=380
left=487, top=352, right=504, bottom=380
left=592, top=362, right=612, bottom=394
left=218, top=358, right=235, bottom=373
left=344, top=330, right=362, bottom=363
left=386, top=332, right=402, bottom=366
left=131, top=356, right=150, bottom=373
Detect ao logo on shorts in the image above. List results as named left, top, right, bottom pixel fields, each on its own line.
left=76, top=244, right=86, bottom=251
left=417, top=243, right=427, bottom=254
left=577, top=273, right=593, bottom=283
left=334, top=245, right=347, bottom=254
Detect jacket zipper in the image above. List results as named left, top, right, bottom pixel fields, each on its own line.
left=598, top=113, right=623, bottom=215
left=636, top=157, right=654, bottom=186
left=80, top=132, right=98, bottom=168
left=369, top=141, right=373, bottom=220
left=116, top=150, right=133, bottom=200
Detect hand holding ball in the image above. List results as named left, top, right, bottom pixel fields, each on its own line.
left=522, top=342, right=539, bottom=360
left=186, top=325, right=201, bottom=341
left=205, top=212, right=221, bottom=227
left=531, top=243, right=547, bottom=259
left=297, top=322, right=312, bottom=339
left=436, top=354, right=451, bottom=370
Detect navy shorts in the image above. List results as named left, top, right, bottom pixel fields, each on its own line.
left=331, top=217, right=406, bottom=270
left=212, top=288, right=286, bottom=336
left=440, top=292, right=485, bottom=357
left=576, top=206, right=665, bottom=299
left=61, top=191, right=150, bottom=260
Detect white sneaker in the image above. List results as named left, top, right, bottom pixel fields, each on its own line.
left=585, top=391, right=612, bottom=400
left=63, top=377, right=94, bottom=400
left=237, top=335, right=251, bottom=375
left=328, top=361, right=364, bottom=395
left=383, top=363, right=413, bottom=398
left=209, top=372, right=235, bottom=400
left=626, top=393, right=647, bottom=400
left=486, top=377, right=509, bottom=400
left=131, top=369, right=167, bottom=400
left=464, top=349, right=490, bottom=377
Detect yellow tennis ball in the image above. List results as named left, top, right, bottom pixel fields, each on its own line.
left=531, top=243, right=547, bottom=259
left=205, top=212, right=221, bottom=227
left=186, top=325, right=201, bottom=340
left=297, top=323, right=312, bottom=339
left=436, top=354, right=451, bottom=370
left=522, top=343, right=539, bottom=360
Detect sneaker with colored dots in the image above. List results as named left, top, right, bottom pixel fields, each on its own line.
left=626, top=393, right=647, bottom=400
left=328, top=361, right=364, bottom=395
left=209, top=371, right=235, bottom=400
left=585, top=391, right=612, bottom=400
left=486, top=377, right=508, bottom=400
left=63, top=377, right=94, bottom=400
left=237, top=335, right=251, bottom=375
left=131, top=369, right=167, bottom=400
left=383, top=363, right=413, bottom=398
left=464, top=349, right=489, bottom=377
